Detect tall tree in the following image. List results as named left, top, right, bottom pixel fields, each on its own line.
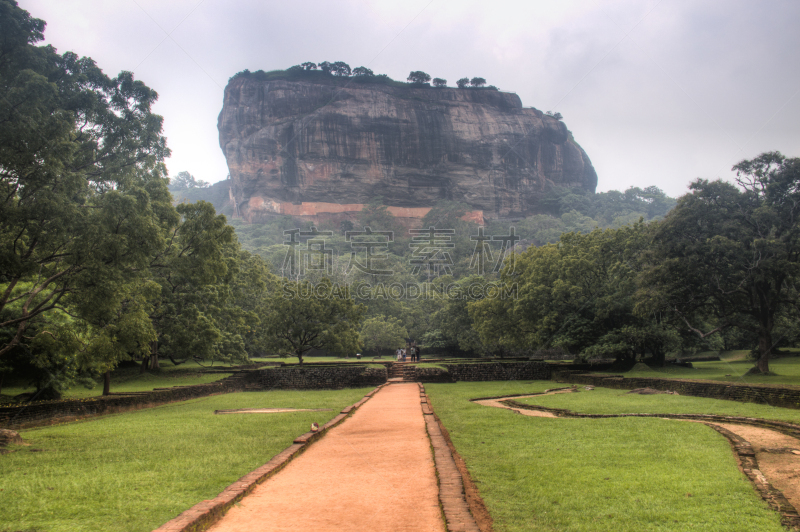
left=170, top=171, right=208, bottom=191
left=469, top=77, right=486, bottom=87
left=407, top=71, right=431, bottom=84
left=641, top=152, right=800, bottom=373
left=144, top=201, right=236, bottom=370
left=226, top=250, right=280, bottom=358
left=0, top=0, right=170, bottom=360
left=456, top=77, right=470, bottom=88
left=353, top=66, right=373, bottom=77
left=360, top=315, right=407, bottom=357
left=264, top=278, right=363, bottom=364
left=331, top=61, right=351, bottom=77
left=470, top=223, right=672, bottom=364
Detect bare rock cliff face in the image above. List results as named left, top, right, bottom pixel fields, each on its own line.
left=218, top=78, right=597, bottom=221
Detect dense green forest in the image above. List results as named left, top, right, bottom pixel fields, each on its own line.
left=175, top=163, right=799, bottom=378
left=3, top=1, right=799, bottom=401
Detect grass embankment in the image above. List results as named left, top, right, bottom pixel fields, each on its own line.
left=614, top=352, right=800, bottom=386
left=0, top=388, right=371, bottom=532
left=519, top=386, right=800, bottom=424
left=426, top=381, right=784, bottom=532
left=0, top=362, right=233, bottom=402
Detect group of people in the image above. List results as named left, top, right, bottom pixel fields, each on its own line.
left=395, top=344, right=420, bottom=362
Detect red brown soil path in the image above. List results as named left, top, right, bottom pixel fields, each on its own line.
left=207, top=383, right=445, bottom=532
left=716, top=422, right=800, bottom=512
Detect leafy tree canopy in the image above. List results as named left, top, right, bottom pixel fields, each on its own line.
left=331, top=61, right=351, bottom=77
left=640, top=152, right=800, bottom=373
left=470, top=223, right=680, bottom=365
left=264, top=279, right=363, bottom=363
left=353, top=66, right=373, bottom=77
left=170, top=171, right=209, bottom=191
left=360, top=315, right=408, bottom=355
left=407, top=71, right=431, bottom=84
left=0, top=0, right=170, bottom=360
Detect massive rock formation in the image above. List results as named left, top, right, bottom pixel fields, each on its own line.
left=218, top=76, right=597, bottom=223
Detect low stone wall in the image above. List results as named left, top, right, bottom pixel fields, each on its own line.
left=257, top=365, right=388, bottom=390
left=546, top=361, right=616, bottom=372
left=412, top=367, right=453, bottom=383
left=554, top=372, right=800, bottom=410
left=0, top=377, right=245, bottom=430
left=412, top=361, right=551, bottom=383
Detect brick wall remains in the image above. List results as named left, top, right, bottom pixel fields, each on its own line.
left=0, top=376, right=246, bottom=430
left=412, top=361, right=551, bottom=383
left=554, top=372, right=800, bottom=410
left=257, top=365, right=388, bottom=390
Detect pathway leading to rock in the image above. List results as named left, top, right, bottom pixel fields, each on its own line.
left=207, top=382, right=445, bottom=532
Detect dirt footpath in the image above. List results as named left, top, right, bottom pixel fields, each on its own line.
left=716, top=422, right=800, bottom=512
left=473, top=397, right=555, bottom=417
left=207, top=383, right=445, bottom=532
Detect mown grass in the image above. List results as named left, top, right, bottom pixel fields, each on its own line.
left=615, top=354, right=800, bottom=387
left=413, top=363, right=448, bottom=369
left=1, top=362, right=233, bottom=402
left=1, top=357, right=389, bottom=401
left=0, top=388, right=372, bottom=532
left=426, top=381, right=784, bottom=532
left=519, top=386, right=800, bottom=424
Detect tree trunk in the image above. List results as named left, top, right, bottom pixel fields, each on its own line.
left=150, top=340, right=160, bottom=369
left=102, top=370, right=111, bottom=396
left=297, top=351, right=304, bottom=365
left=650, top=351, right=666, bottom=367
left=140, top=356, right=149, bottom=373
left=757, top=328, right=773, bottom=374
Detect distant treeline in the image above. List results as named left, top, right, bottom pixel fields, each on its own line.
left=174, top=180, right=677, bottom=257
left=229, top=62, right=498, bottom=91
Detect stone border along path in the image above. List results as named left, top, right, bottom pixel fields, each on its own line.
left=422, top=384, right=483, bottom=532
left=475, top=388, right=800, bottom=531
left=154, top=382, right=482, bottom=532
left=213, top=408, right=333, bottom=414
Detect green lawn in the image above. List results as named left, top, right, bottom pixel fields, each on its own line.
left=612, top=354, right=800, bottom=387
left=518, top=385, right=800, bottom=424
left=0, top=357, right=393, bottom=403
left=426, top=381, right=784, bottom=532
left=0, top=388, right=372, bottom=532
left=0, top=362, right=234, bottom=402
left=414, top=363, right=448, bottom=369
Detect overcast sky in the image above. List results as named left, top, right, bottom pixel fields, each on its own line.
left=19, top=0, right=800, bottom=198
